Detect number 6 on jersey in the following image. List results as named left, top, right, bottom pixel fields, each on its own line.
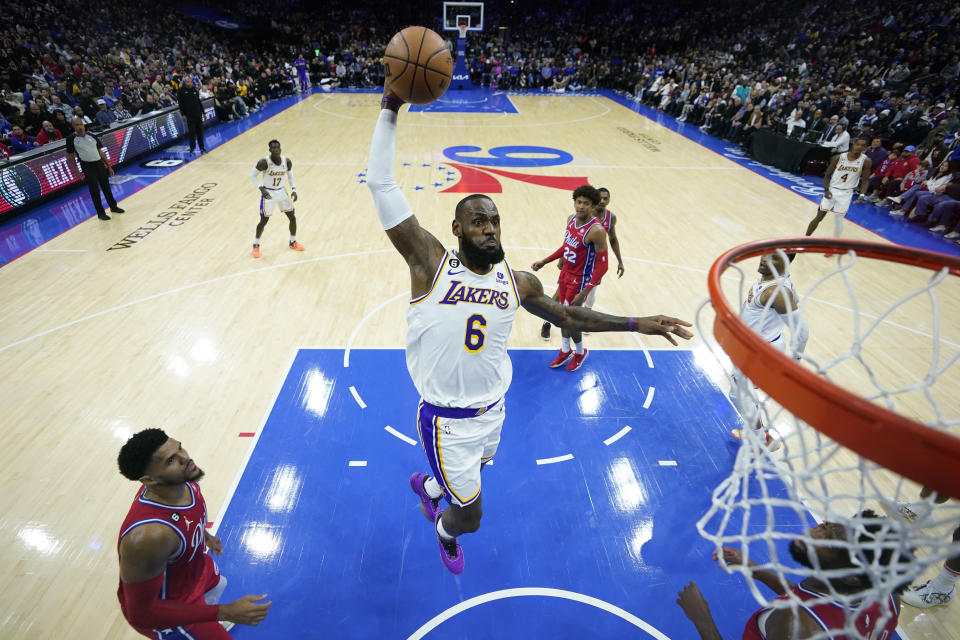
left=464, top=314, right=487, bottom=352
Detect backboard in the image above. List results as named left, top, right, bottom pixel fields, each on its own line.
left=443, top=2, right=484, bottom=31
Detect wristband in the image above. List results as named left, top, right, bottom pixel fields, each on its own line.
left=381, top=96, right=402, bottom=109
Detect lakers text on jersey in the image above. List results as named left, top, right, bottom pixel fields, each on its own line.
left=406, top=251, right=520, bottom=410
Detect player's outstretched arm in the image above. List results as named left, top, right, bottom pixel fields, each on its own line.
left=514, top=270, right=692, bottom=345
left=712, top=546, right=793, bottom=596
left=366, top=90, right=446, bottom=296
left=119, top=523, right=272, bottom=628
left=675, top=582, right=724, bottom=640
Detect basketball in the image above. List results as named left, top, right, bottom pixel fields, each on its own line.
left=383, top=26, right=454, bottom=105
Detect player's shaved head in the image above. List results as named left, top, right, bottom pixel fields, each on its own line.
left=455, top=194, right=494, bottom=221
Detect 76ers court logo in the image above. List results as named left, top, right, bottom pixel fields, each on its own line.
left=440, top=145, right=588, bottom=194
left=440, top=145, right=589, bottom=193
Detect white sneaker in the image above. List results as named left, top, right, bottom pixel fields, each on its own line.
left=930, top=225, right=947, bottom=233
left=889, top=209, right=906, bottom=216
left=944, top=231, right=960, bottom=239
left=896, top=500, right=932, bottom=522
left=901, top=581, right=956, bottom=608
left=888, top=195, right=903, bottom=204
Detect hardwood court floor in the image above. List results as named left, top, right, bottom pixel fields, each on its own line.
left=0, top=92, right=957, bottom=639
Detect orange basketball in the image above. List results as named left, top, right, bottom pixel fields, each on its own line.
left=384, top=26, right=454, bottom=105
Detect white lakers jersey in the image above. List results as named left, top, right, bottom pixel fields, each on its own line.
left=262, top=156, right=290, bottom=191
left=829, top=152, right=865, bottom=192
left=740, top=276, right=798, bottom=343
left=406, top=251, right=520, bottom=408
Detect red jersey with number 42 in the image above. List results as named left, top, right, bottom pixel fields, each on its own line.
left=742, top=583, right=898, bottom=640
left=561, top=215, right=602, bottom=280
left=117, top=482, right=211, bottom=614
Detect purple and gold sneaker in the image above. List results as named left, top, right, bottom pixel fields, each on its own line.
left=435, top=510, right=464, bottom=575
left=410, top=472, right=443, bottom=522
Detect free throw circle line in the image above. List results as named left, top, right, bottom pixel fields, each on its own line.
left=535, top=453, right=574, bottom=465
left=404, top=587, right=671, bottom=640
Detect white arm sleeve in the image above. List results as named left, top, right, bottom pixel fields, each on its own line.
left=784, top=311, right=809, bottom=358
left=250, top=167, right=263, bottom=189
left=366, top=109, right=414, bottom=230
left=287, top=166, right=296, bottom=191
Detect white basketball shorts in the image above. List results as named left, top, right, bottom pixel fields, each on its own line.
left=260, top=189, right=294, bottom=216
left=819, top=189, right=854, bottom=215
left=416, top=397, right=505, bottom=506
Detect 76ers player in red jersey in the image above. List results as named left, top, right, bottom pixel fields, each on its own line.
left=676, top=510, right=907, bottom=639
left=117, top=429, right=271, bottom=638
left=538, top=186, right=626, bottom=341
left=532, top=185, right=610, bottom=371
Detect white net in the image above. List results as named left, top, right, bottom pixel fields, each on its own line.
left=695, top=241, right=960, bottom=639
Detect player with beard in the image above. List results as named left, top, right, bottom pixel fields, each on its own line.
left=676, top=510, right=906, bottom=639
left=116, top=429, right=271, bottom=638
left=368, top=89, right=693, bottom=575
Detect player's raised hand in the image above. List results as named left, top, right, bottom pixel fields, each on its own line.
left=219, top=594, right=272, bottom=626
left=675, top=581, right=713, bottom=623
left=632, top=315, right=693, bottom=345
left=382, top=85, right=405, bottom=107
left=205, top=531, right=223, bottom=555
left=712, top=546, right=745, bottom=568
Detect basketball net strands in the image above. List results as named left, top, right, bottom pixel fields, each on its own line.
left=696, top=238, right=960, bottom=639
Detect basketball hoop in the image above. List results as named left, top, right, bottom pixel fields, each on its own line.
left=457, top=22, right=469, bottom=39
left=696, top=237, right=960, bottom=638
left=707, top=237, right=960, bottom=498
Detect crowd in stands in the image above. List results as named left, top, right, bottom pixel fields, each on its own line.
left=1, top=0, right=958, bottom=240
left=0, top=0, right=315, bottom=160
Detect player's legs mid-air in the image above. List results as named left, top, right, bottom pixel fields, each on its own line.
left=409, top=399, right=505, bottom=575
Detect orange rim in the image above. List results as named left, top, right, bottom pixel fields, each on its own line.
left=708, top=238, right=960, bottom=499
